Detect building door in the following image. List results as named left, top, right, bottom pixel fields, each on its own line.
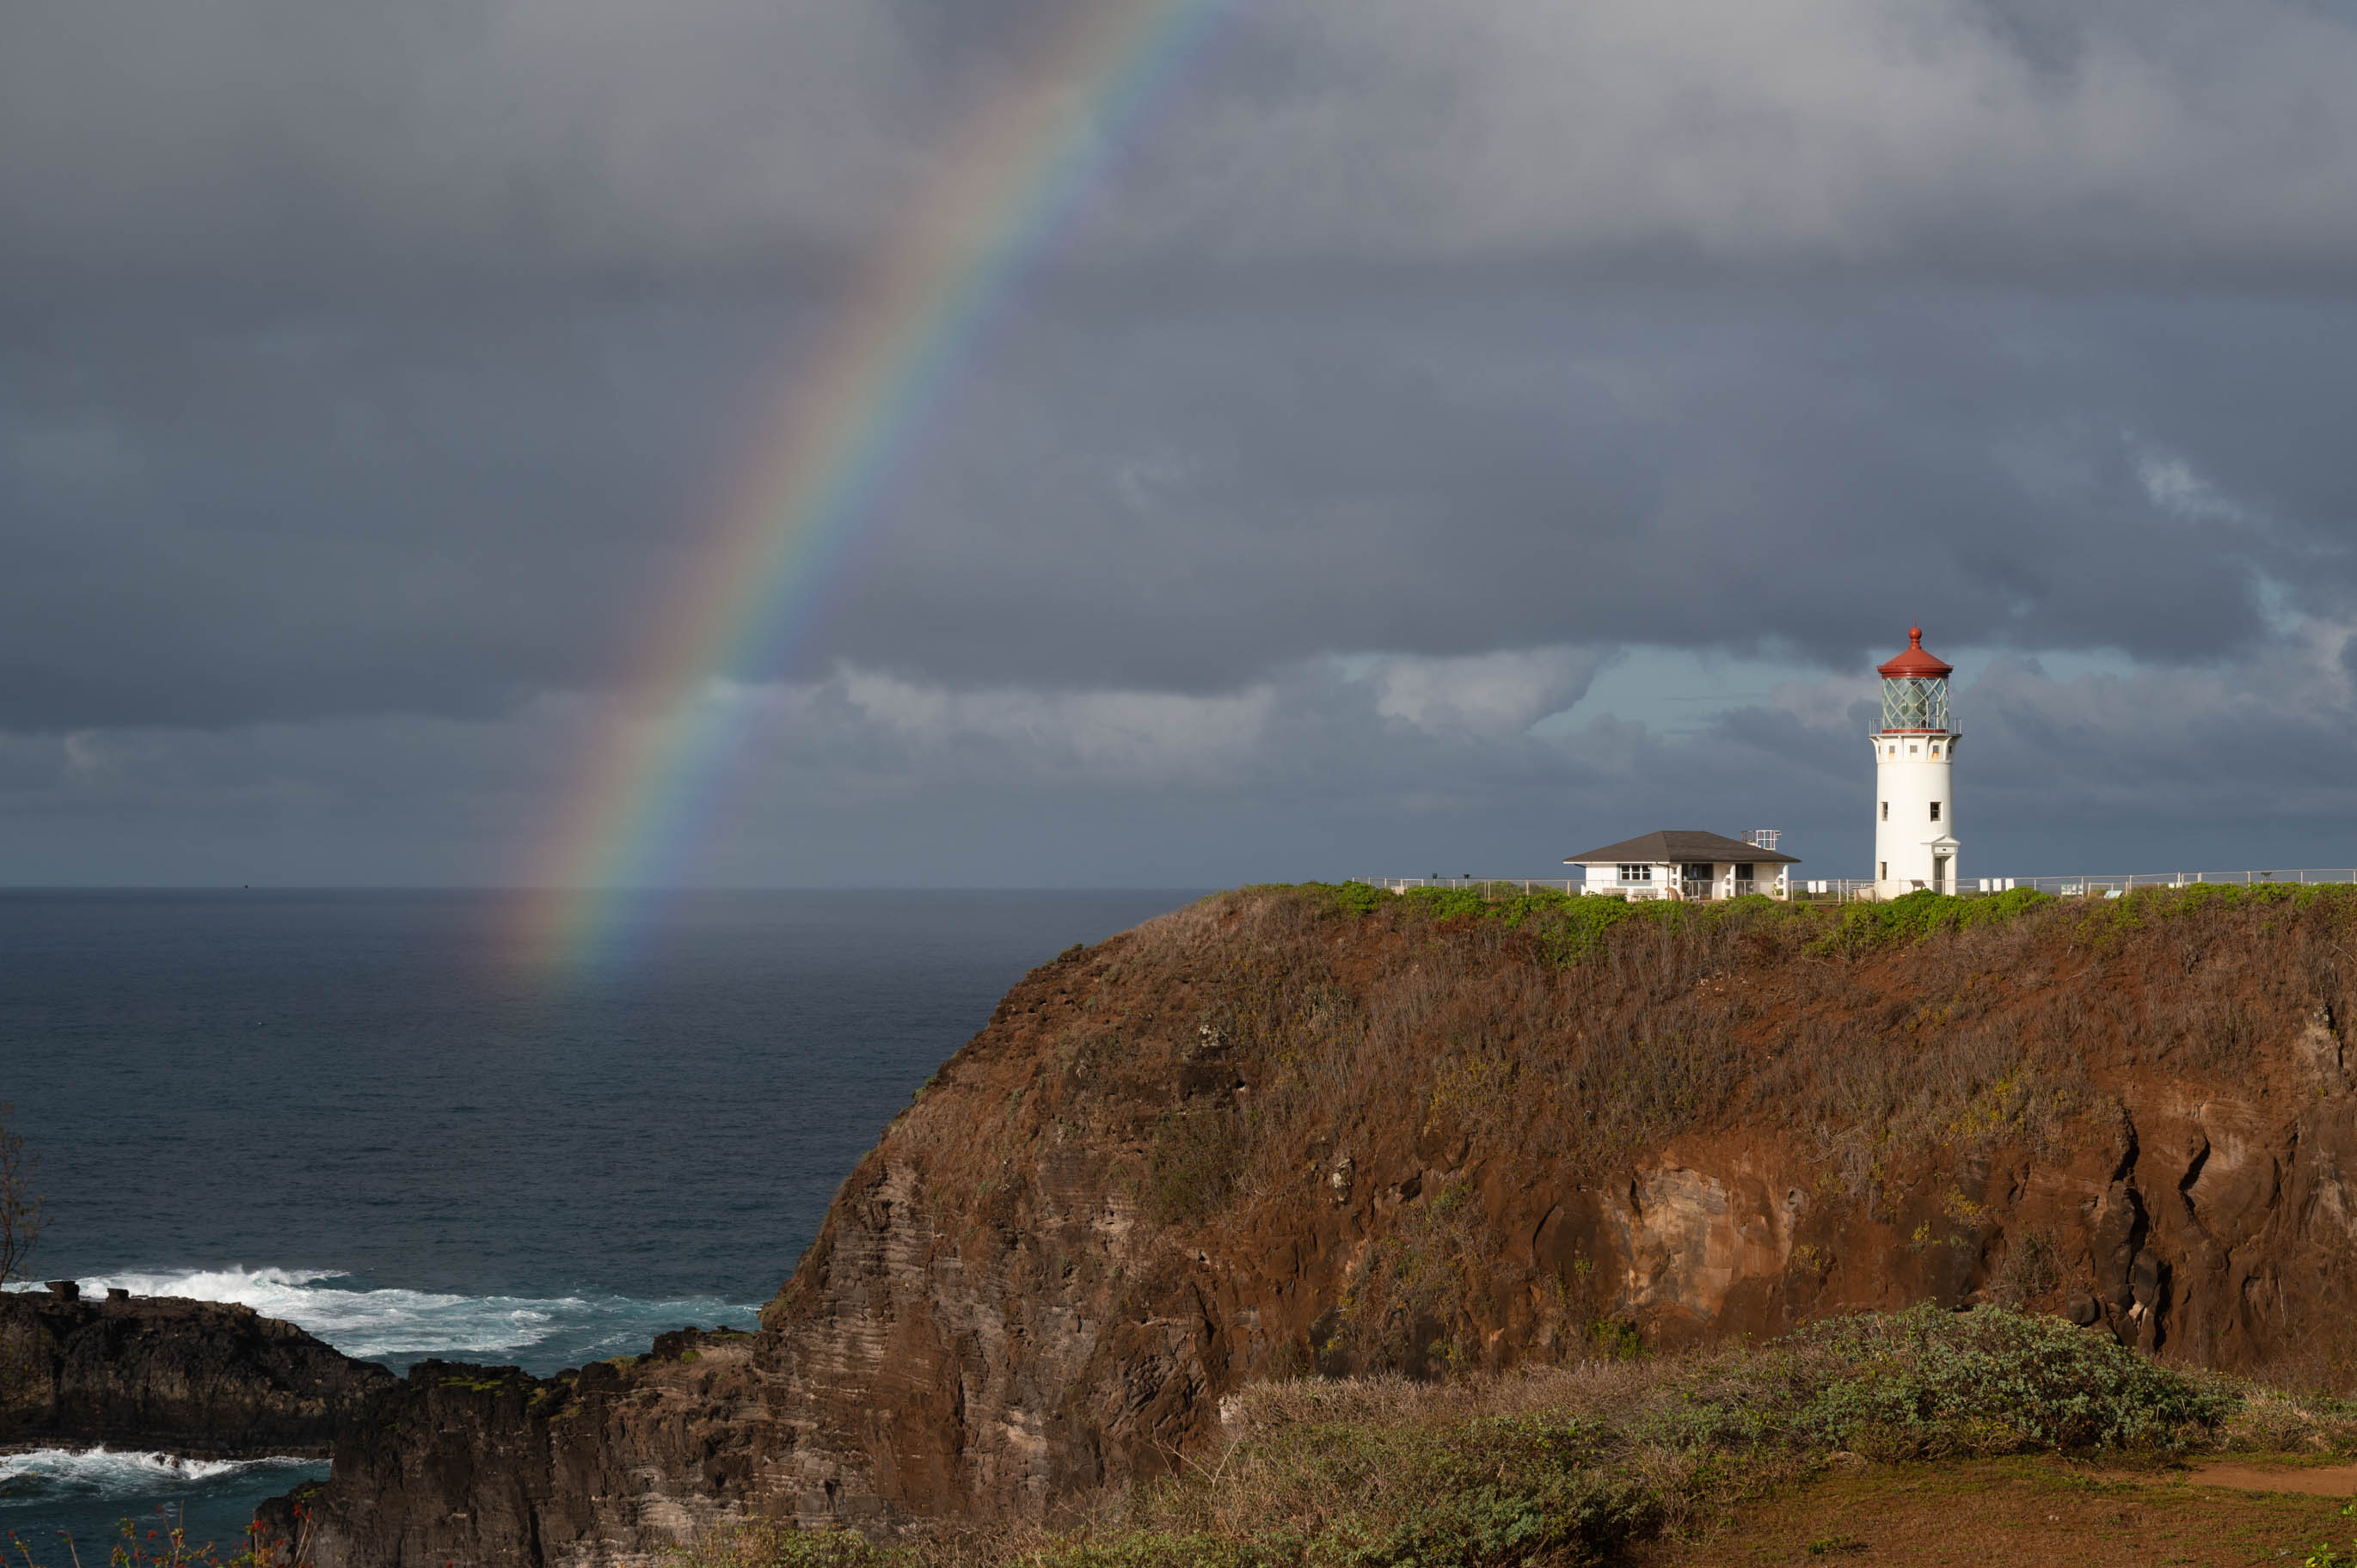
left=1932, top=855, right=1949, bottom=894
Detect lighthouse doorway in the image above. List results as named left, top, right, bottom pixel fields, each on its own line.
left=1932, top=855, right=1950, bottom=894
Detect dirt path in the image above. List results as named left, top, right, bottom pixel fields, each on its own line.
left=2190, top=1462, right=2357, bottom=1497
left=1635, top=1456, right=2357, bottom=1567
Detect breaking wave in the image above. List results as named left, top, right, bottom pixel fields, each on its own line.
left=33, top=1266, right=759, bottom=1373
left=0, top=1449, right=309, bottom=1495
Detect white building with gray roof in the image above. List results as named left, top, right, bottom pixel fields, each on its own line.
left=1561, top=829, right=1800, bottom=901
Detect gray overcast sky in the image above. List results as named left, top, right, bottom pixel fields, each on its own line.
left=6, top=0, right=2357, bottom=886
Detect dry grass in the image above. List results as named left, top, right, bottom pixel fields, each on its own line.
left=666, top=1305, right=2349, bottom=1568
left=2217, top=1384, right=2357, bottom=1455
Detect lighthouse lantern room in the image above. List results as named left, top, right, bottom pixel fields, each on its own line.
left=1872, top=627, right=1961, bottom=898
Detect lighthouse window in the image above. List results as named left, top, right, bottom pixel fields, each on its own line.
left=1881, top=674, right=1950, bottom=732
left=1881, top=801, right=1888, bottom=822
left=1880, top=861, right=1888, bottom=881
left=1909, top=744, right=1918, bottom=755
left=1930, top=801, right=1942, bottom=822
left=1930, top=744, right=1942, bottom=756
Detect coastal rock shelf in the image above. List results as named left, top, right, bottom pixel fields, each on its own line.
left=0, top=1285, right=394, bottom=1457
left=282, top=885, right=2357, bottom=1567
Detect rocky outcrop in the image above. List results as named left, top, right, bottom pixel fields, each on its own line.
left=0, top=1286, right=393, bottom=1456
left=288, top=886, right=2357, bottom=1567
left=256, top=1331, right=763, bottom=1566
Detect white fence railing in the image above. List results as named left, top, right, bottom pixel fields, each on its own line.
left=1353, top=869, right=2357, bottom=903
left=1795, top=879, right=1876, bottom=901
left=1976, top=869, right=2357, bottom=897
left=1355, top=876, right=1810, bottom=900
left=1357, top=878, right=1583, bottom=894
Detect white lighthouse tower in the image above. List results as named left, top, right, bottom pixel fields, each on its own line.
left=1872, top=627, right=1961, bottom=897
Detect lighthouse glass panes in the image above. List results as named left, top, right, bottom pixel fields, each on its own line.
left=1881, top=675, right=1949, bottom=732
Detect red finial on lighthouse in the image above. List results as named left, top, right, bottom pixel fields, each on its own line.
left=1878, top=625, right=1951, bottom=678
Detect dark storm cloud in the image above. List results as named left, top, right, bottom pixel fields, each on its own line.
left=1115, top=2, right=2357, bottom=299
left=11, top=0, right=2357, bottom=292
left=10, top=0, right=2357, bottom=882
left=0, top=295, right=802, bottom=726
left=0, top=0, right=926, bottom=294
left=9, top=282, right=2354, bottom=727
left=833, top=287, right=2357, bottom=689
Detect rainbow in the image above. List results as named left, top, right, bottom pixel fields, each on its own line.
left=512, top=0, right=1229, bottom=971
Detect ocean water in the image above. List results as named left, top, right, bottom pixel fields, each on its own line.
left=0, top=889, right=1196, bottom=1559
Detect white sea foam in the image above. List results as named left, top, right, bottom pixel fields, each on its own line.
left=30, top=1266, right=758, bottom=1368
left=73, top=1267, right=555, bottom=1359
left=0, top=1449, right=315, bottom=1505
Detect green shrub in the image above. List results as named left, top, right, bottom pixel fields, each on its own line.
left=1780, top=1305, right=2230, bottom=1456
left=665, top=1521, right=915, bottom=1568
left=1345, top=1469, right=1654, bottom=1568
left=1587, top=1319, right=1642, bottom=1362
left=1323, top=881, right=1391, bottom=919
left=1301, top=881, right=2070, bottom=967
left=1007, top=1532, right=1292, bottom=1568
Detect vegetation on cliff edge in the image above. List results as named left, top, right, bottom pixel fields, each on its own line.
left=1302, top=876, right=2335, bottom=961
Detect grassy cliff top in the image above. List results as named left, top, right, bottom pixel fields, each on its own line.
left=1296, top=876, right=2357, bottom=959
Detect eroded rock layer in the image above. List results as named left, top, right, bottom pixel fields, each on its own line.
left=289, top=887, right=2357, bottom=1567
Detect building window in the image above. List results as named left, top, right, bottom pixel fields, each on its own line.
left=1881, top=801, right=1888, bottom=822
left=1909, top=744, right=1918, bottom=755
left=1930, top=801, right=1942, bottom=822
left=1930, top=743, right=1942, bottom=756
left=1617, top=864, right=1652, bottom=883
left=1880, top=861, right=1888, bottom=881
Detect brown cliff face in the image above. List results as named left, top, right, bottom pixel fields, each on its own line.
left=292, top=886, right=2357, bottom=1566
left=0, top=1289, right=393, bottom=1456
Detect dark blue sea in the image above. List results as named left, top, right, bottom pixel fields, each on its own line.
left=0, top=889, right=1198, bottom=1560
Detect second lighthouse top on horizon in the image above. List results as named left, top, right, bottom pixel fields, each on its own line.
left=1877, top=626, right=1955, bottom=735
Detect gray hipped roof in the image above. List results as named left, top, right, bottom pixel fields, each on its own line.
left=1562, top=829, right=1801, bottom=866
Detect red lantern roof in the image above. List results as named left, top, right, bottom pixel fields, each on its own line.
left=1876, top=626, right=1953, bottom=679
